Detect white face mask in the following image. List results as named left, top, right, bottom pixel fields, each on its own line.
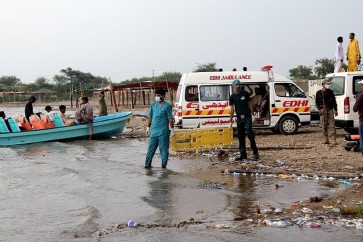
left=155, top=96, right=161, bottom=102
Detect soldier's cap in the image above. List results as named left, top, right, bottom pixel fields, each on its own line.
left=322, top=80, right=328, bottom=84
left=29, top=95, right=37, bottom=101
left=232, top=80, right=241, bottom=85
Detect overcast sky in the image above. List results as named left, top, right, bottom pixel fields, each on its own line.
left=0, top=0, right=362, bottom=84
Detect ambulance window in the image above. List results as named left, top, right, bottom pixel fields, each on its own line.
left=353, top=76, right=363, bottom=95
left=327, top=76, right=345, bottom=96
left=200, top=85, right=230, bottom=101
left=185, top=85, right=199, bottom=101
left=274, top=83, right=306, bottom=98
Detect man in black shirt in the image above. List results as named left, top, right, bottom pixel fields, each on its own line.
left=229, top=80, right=259, bottom=161
left=25, top=96, right=37, bottom=122
left=315, top=80, right=338, bottom=144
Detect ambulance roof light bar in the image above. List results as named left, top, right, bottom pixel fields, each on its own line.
left=261, top=65, right=274, bottom=81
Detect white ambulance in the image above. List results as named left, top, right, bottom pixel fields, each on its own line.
left=174, top=67, right=314, bottom=135
left=324, top=71, right=363, bottom=134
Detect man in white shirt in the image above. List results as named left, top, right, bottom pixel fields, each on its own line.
left=45, top=105, right=55, bottom=121
left=334, top=36, right=344, bottom=73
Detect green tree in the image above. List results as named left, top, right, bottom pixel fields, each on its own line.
left=314, top=58, right=334, bottom=78
left=35, top=77, right=49, bottom=86
left=53, top=74, right=69, bottom=85
left=159, top=72, right=182, bottom=82
left=94, top=76, right=110, bottom=88
left=0, top=76, right=21, bottom=87
left=193, top=62, right=218, bottom=72
left=289, top=65, right=314, bottom=80
left=60, top=67, right=95, bottom=85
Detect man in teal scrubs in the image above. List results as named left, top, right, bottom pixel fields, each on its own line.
left=145, top=89, right=175, bottom=169
left=229, top=80, right=259, bottom=161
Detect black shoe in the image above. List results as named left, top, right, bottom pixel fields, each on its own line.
left=253, top=154, right=260, bottom=161
left=144, top=165, right=151, bottom=169
left=162, top=165, right=166, bottom=169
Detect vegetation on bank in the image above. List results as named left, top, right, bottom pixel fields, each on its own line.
left=0, top=58, right=338, bottom=102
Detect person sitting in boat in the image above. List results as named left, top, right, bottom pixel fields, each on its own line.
left=75, top=96, right=94, bottom=140
left=25, top=96, right=37, bottom=122
left=58, top=105, right=76, bottom=126
left=45, top=106, right=55, bottom=122
left=0, top=111, right=11, bottom=131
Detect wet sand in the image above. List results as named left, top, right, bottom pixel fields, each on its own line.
left=122, top=115, right=363, bottom=229
left=125, top=115, right=363, bottom=175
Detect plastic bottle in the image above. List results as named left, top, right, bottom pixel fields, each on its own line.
left=265, top=220, right=287, bottom=228
left=128, top=220, right=137, bottom=228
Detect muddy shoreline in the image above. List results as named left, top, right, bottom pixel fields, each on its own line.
left=121, top=115, right=363, bottom=229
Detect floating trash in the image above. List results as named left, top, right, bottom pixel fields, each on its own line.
left=301, top=207, right=314, bottom=214
left=263, top=219, right=288, bottom=228
left=308, top=223, right=321, bottom=228
left=339, top=180, right=353, bottom=186
left=215, top=224, right=230, bottom=229
left=274, top=208, right=283, bottom=213
left=128, top=220, right=137, bottom=228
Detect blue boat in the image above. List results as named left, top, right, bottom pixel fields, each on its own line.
left=0, top=112, right=132, bottom=146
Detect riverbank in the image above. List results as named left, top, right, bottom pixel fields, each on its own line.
left=121, top=115, right=363, bottom=230
left=124, top=115, right=362, bottom=174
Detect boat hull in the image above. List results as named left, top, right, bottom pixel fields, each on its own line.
left=0, top=112, right=132, bottom=146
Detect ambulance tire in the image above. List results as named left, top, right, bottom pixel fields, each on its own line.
left=271, top=126, right=280, bottom=134
left=279, top=116, right=298, bottom=135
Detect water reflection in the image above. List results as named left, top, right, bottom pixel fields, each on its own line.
left=143, top=169, right=174, bottom=224
left=223, top=175, right=258, bottom=217
left=235, top=175, right=257, bottom=216
left=9, top=142, right=68, bottom=163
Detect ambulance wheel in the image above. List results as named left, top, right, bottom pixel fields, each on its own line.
left=271, top=127, right=280, bottom=134
left=279, top=116, right=298, bottom=135
left=354, top=146, right=360, bottom=152
left=344, top=146, right=352, bottom=151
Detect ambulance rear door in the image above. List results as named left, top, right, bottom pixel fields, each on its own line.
left=181, top=85, right=200, bottom=128
left=198, top=84, right=231, bottom=128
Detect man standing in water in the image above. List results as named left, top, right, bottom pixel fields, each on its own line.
left=229, top=80, right=259, bottom=161
left=98, top=91, right=108, bottom=116
left=145, top=89, right=174, bottom=169
left=75, top=96, right=94, bottom=140
left=25, top=96, right=37, bottom=122
left=346, top=33, right=361, bottom=71
left=334, top=36, right=344, bottom=73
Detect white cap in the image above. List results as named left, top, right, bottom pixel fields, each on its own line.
left=358, top=80, right=363, bottom=84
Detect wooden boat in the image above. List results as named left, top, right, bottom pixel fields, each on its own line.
left=0, top=112, right=132, bottom=146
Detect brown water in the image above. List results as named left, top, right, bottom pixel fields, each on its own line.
left=0, top=108, right=363, bottom=241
